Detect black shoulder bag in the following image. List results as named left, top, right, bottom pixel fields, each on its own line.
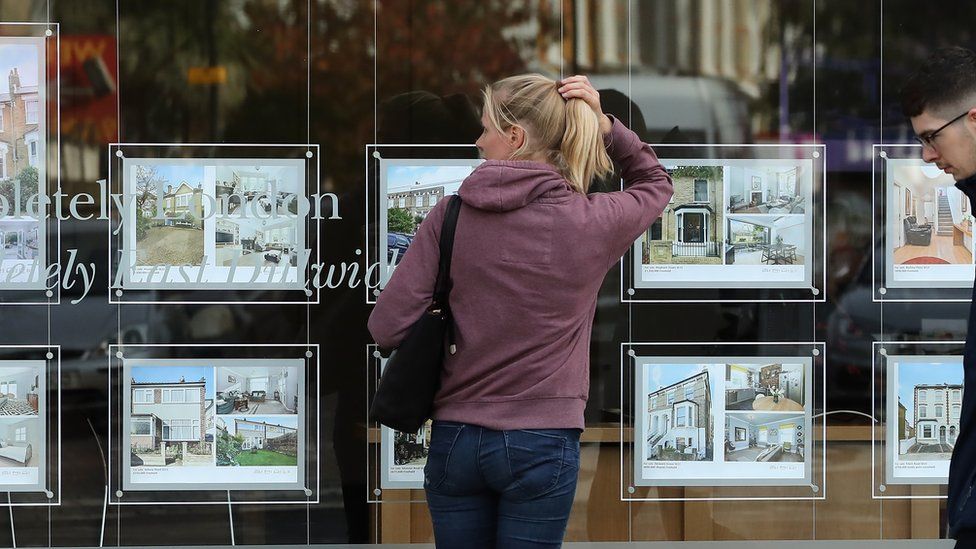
left=369, top=195, right=461, bottom=433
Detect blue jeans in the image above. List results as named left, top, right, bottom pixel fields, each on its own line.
left=423, top=420, right=581, bottom=548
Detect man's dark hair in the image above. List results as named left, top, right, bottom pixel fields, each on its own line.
left=901, top=46, right=976, bottom=117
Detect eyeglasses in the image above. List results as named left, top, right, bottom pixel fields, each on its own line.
left=915, top=111, right=970, bottom=149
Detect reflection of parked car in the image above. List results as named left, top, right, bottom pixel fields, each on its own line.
left=265, top=250, right=281, bottom=263
left=387, top=233, right=412, bottom=264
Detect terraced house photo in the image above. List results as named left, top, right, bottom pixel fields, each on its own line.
left=644, top=365, right=713, bottom=462
left=216, top=416, right=298, bottom=467
left=0, top=43, right=43, bottom=184
left=896, top=361, right=964, bottom=463
left=642, top=165, right=724, bottom=266
left=131, top=164, right=206, bottom=267
left=129, top=367, right=215, bottom=467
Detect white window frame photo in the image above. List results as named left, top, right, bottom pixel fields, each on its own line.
left=14, top=427, right=26, bottom=443
left=676, top=209, right=709, bottom=244
left=24, top=98, right=38, bottom=125
left=693, top=178, right=709, bottom=202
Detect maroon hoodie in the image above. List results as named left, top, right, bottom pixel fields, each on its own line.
left=368, top=116, right=673, bottom=430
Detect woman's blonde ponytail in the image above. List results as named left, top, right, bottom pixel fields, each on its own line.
left=561, top=98, right=613, bottom=193
left=483, top=74, right=613, bottom=193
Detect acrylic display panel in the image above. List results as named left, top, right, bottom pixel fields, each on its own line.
left=108, top=344, right=319, bottom=505
left=621, top=342, right=825, bottom=501
left=0, top=23, right=59, bottom=304
left=874, top=145, right=974, bottom=301
left=873, top=341, right=963, bottom=498
left=364, top=145, right=480, bottom=304
left=0, top=345, right=60, bottom=506
left=107, top=144, right=321, bottom=304
left=365, top=346, right=427, bottom=501
left=622, top=145, right=825, bottom=302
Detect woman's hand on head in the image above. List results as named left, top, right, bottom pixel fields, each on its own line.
left=557, top=75, right=613, bottom=135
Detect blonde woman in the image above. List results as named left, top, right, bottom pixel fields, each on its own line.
left=369, top=74, right=673, bottom=548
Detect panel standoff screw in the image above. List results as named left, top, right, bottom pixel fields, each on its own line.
left=372, top=151, right=381, bottom=159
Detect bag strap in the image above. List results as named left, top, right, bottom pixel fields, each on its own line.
left=432, top=195, right=462, bottom=305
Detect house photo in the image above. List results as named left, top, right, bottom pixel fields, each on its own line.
left=728, top=165, right=804, bottom=214
left=724, top=215, right=805, bottom=266
left=0, top=418, right=39, bottom=468
left=0, top=363, right=41, bottom=416
left=725, top=412, right=804, bottom=463
left=215, top=164, right=301, bottom=216
left=642, top=165, right=724, bottom=266
left=725, top=363, right=805, bottom=412
left=0, top=218, right=40, bottom=261
left=383, top=162, right=476, bottom=268
left=896, top=360, right=964, bottom=462
left=393, top=421, right=431, bottom=467
left=215, top=216, right=299, bottom=268
left=644, top=364, right=713, bottom=462
left=215, top=364, right=299, bottom=415
left=129, top=366, right=215, bottom=467
left=216, top=415, right=298, bottom=466
left=0, top=43, right=43, bottom=182
left=890, top=162, right=974, bottom=266
left=132, top=163, right=206, bottom=267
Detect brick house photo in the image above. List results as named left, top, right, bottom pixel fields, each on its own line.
left=131, top=164, right=207, bottom=267
left=642, top=165, right=725, bottom=266
left=644, top=364, right=713, bottom=462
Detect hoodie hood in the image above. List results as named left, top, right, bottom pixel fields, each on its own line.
left=458, top=160, right=572, bottom=212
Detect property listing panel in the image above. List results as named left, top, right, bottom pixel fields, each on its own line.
left=885, top=355, right=963, bottom=485
left=886, top=157, right=976, bottom=288
left=122, top=358, right=305, bottom=491
left=119, top=158, right=307, bottom=290
left=0, top=36, right=47, bottom=291
left=633, top=356, right=813, bottom=487
left=0, top=360, right=45, bottom=492
left=632, top=158, right=815, bottom=289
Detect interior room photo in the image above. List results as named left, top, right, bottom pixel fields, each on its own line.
left=725, top=363, right=805, bottom=412
left=0, top=365, right=40, bottom=416
left=0, top=418, right=39, bottom=468
left=725, top=413, right=804, bottom=463
left=727, top=165, right=804, bottom=214
left=215, top=365, right=299, bottom=415
left=0, top=219, right=40, bottom=261
left=891, top=163, right=974, bottom=265
left=724, top=215, right=805, bottom=266
left=215, top=165, right=300, bottom=216
left=215, top=217, right=299, bottom=268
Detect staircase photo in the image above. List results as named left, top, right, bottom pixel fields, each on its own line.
left=937, top=193, right=953, bottom=236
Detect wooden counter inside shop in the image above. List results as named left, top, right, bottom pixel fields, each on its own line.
left=369, top=423, right=938, bottom=543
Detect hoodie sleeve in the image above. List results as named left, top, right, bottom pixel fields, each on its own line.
left=594, top=116, right=674, bottom=267
left=367, top=199, right=449, bottom=350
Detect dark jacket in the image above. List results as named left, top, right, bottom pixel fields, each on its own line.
left=947, top=175, right=976, bottom=539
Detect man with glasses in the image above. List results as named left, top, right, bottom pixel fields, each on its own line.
left=901, top=46, right=976, bottom=546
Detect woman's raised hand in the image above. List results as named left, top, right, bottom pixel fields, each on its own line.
left=557, top=75, right=612, bottom=135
